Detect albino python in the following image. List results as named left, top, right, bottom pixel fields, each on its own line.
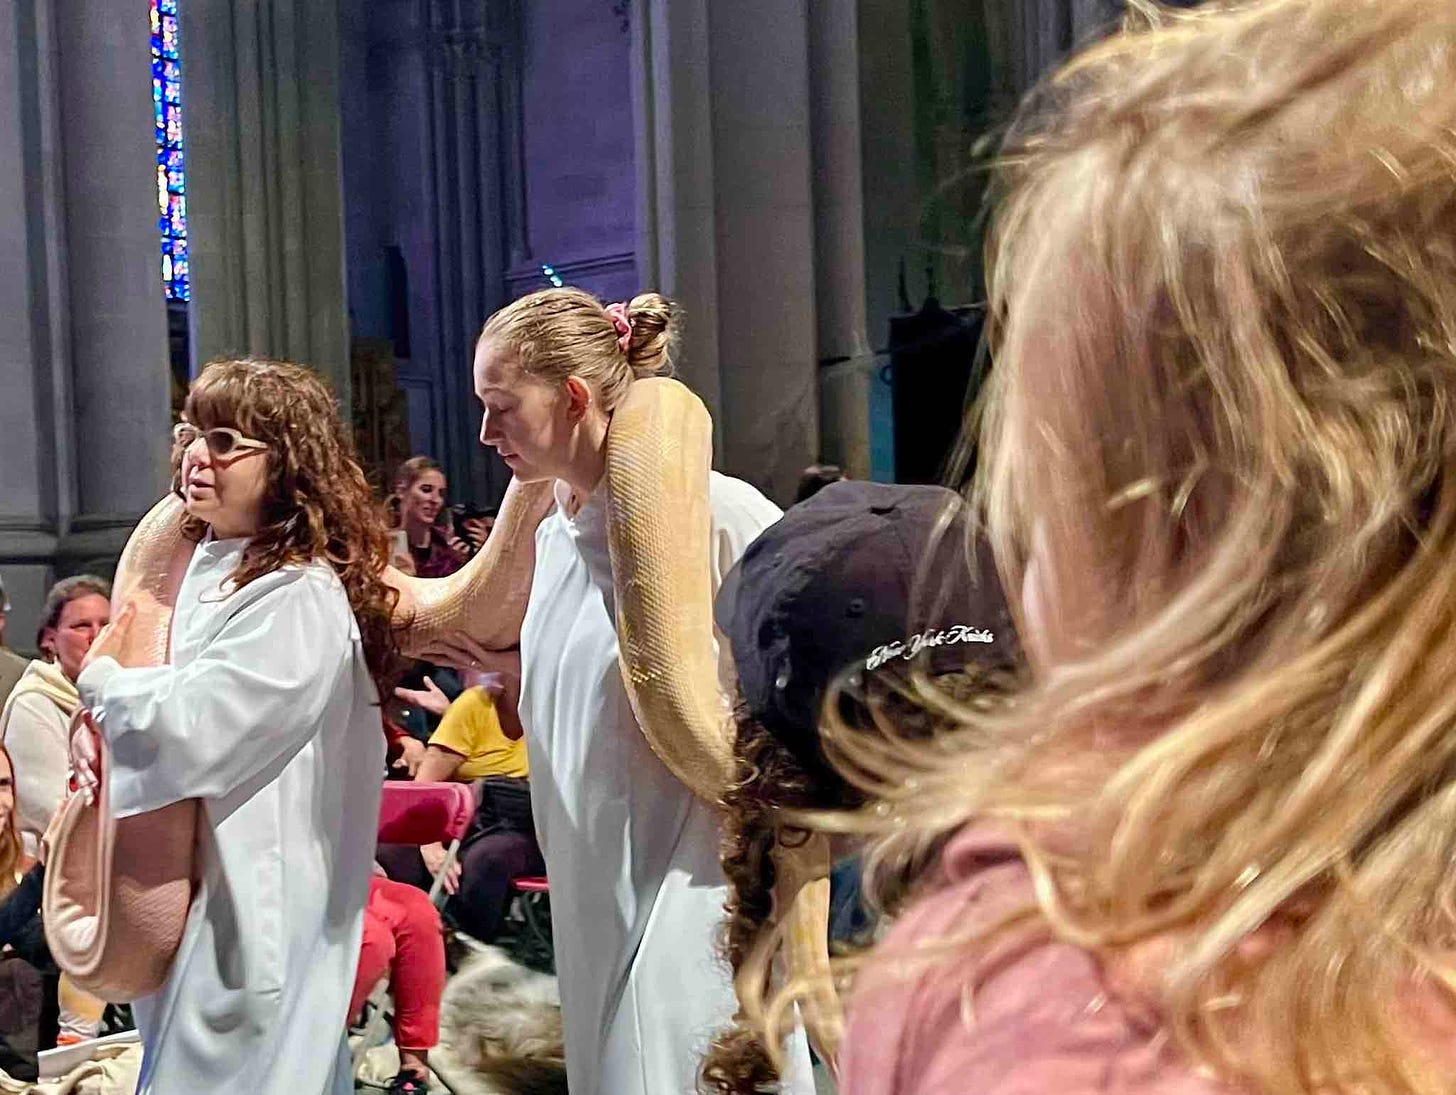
left=41, top=377, right=839, bottom=1061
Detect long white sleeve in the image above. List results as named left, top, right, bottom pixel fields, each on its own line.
left=76, top=566, right=358, bottom=819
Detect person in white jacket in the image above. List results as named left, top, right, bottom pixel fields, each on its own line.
left=76, top=357, right=399, bottom=1095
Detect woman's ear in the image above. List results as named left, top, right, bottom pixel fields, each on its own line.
left=564, top=376, right=593, bottom=423
left=38, top=629, right=55, bottom=662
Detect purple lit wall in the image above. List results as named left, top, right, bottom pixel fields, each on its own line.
left=508, top=0, right=637, bottom=301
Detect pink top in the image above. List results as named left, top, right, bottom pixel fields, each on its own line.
left=839, top=828, right=1245, bottom=1095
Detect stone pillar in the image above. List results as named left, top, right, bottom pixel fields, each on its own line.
left=0, top=0, right=64, bottom=646
left=808, top=0, right=872, bottom=479
left=0, top=0, right=170, bottom=647
left=183, top=0, right=352, bottom=413
left=632, top=0, right=724, bottom=441
left=856, top=0, right=918, bottom=482
left=634, top=0, right=817, bottom=502
left=708, top=0, right=817, bottom=502
left=58, top=0, right=173, bottom=568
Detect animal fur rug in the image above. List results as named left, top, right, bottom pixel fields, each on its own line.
left=431, top=946, right=568, bottom=1095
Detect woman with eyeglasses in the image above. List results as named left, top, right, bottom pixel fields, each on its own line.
left=72, top=357, right=399, bottom=1095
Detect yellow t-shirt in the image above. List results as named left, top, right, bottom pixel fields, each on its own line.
left=428, top=686, right=528, bottom=780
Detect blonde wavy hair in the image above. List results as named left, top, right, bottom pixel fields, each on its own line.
left=478, top=287, right=677, bottom=411
left=831, top=1, right=1456, bottom=1092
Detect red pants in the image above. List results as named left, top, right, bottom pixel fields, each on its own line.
left=350, top=876, right=445, bottom=1051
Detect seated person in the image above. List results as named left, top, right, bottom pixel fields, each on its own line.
left=394, top=667, right=527, bottom=782
left=793, top=462, right=845, bottom=505
left=387, top=456, right=480, bottom=578
left=0, top=581, right=113, bottom=1050
left=0, top=744, right=99, bottom=1075
left=389, top=663, right=463, bottom=757
left=351, top=869, right=446, bottom=1095
left=381, top=655, right=542, bottom=941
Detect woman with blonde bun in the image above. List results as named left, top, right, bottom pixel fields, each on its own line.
left=473, top=288, right=811, bottom=1095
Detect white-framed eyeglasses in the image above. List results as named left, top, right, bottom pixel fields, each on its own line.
left=172, top=421, right=270, bottom=458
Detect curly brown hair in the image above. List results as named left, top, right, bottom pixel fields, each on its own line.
left=699, top=699, right=836, bottom=1095
left=174, top=357, right=403, bottom=694
left=701, top=667, right=1001, bottom=1095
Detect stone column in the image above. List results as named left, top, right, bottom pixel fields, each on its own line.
left=0, top=0, right=170, bottom=645
left=707, top=0, right=817, bottom=502
left=631, top=0, right=724, bottom=441
left=633, top=0, right=817, bottom=502
left=57, top=0, right=172, bottom=567
left=183, top=0, right=352, bottom=413
left=856, top=0, right=918, bottom=482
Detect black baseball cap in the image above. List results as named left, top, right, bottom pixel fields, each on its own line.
left=716, top=480, right=1017, bottom=778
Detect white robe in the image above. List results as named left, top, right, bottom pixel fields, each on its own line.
left=77, top=536, right=383, bottom=1095
left=519, top=472, right=815, bottom=1095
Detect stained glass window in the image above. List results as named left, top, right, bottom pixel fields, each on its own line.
left=151, top=0, right=188, bottom=301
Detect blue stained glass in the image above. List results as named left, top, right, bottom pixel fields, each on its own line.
left=150, top=0, right=187, bottom=301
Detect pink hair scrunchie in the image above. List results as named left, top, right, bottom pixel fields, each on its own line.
left=605, top=302, right=633, bottom=354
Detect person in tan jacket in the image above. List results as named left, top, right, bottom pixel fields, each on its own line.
left=0, top=576, right=110, bottom=845
left=0, top=575, right=111, bottom=1048
left=0, top=578, right=28, bottom=710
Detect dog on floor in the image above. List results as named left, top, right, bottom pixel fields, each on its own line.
left=434, top=945, right=568, bottom=1095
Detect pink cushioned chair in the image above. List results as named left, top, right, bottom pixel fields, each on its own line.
left=353, top=781, right=475, bottom=1076
left=374, top=781, right=476, bottom=907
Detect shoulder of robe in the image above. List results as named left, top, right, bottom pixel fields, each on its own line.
left=226, top=562, right=354, bottom=634
left=708, top=471, right=783, bottom=527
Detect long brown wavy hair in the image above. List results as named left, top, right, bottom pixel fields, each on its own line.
left=701, top=666, right=1011, bottom=1095
left=700, top=699, right=843, bottom=1095
left=175, top=358, right=402, bottom=694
